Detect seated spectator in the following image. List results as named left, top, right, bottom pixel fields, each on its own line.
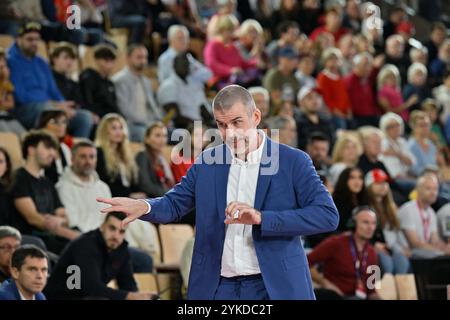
left=365, top=169, right=411, bottom=274
left=295, top=54, right=316, bottom=89
left=136, top=123, right=175, bottom=198
left=49, top=42, right=95, bottom=123
left=113, top=44, right=163, bottom=142
left=235, top=19, right=266, bottom=66
left=11, top=131, right=80, bottom=254
left=0, top=226, right=21, bottom=283
left=342, top=0, right=362, bottom=33
left=329, top=133, right=362, bottom=186
left=382, top=6, right=407, bottom=41
left=309, top=6, right=350, bottom=44
left=421, top=99, right=449, bottom=157
left=157, top=25, right=212, bottom=85
left=398, top=173, right=450, bottom=258
left=345, top=52, right=383, bottom=128
left=337, top=34, right=356, bottom=76
left=55, top=140, right=111, bottom=233
left=7, top=22, right=92, bottom=137
left=332, top=167, right=369, bottom=232
left=425, top=22, right=447, bottom=63
left=204, top=14, right=260, bottom=89
left=0, top=147, right=15, bottom=226
left=306, top=132, right=331, bottom=182
left=266, top=115, right=297, bottom=147
left=409, top=46, right=428, bottom=66
left=79, top=44, right=120, bottom=118
left=158, top=52, right=212, bottom=129
left=36, top=109, right=71, bottom=185
left=107, top=0, right=146, bottom=44
left=270, top=0, right=302, bottom=36
left=377, top=64, right=418, bottom=122
left=295, top=86, right=335, bottom=151
left=384, top=35, right=409, bottom=85
left=44, top=212, right=154, bottom=300
left=433, top=69, right=450, bottom=125
left=0, top=47, right=25, bottom=137
left=266, top=21, right=301, bottom=67
left=379, top=112, right=416, bottom=187
left=94, top=114, right=142, bottom=198
left=308, top=207, right=380, bottom=300
left=403, top=62, right=432, bottom=112
left=429, top=39, right=450, bottom=86
left=263, top=47, right=300, bottom=112
left=436, top=203, right=450, bottom=244
left=408, top=111, right=441, bottom=177
left=206, top=0, right=237, bottom=39
left=0, top=245, right=48, bottom=300
left=248, top=87, right=270, bottom=125
left=317, top=48, right=352, bottom=130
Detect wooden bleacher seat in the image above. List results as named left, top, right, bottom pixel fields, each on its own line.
left=37, top=41, right=48, bottom=61
left=0, top=34, right=14, bottom=50
left=395, top=274, right=418, bottom=300
left=0, top=132, right=24, bottom=170
left=376, top=273, right=398, bottom=300
left=134, top=273, right=159, bottom=293
left=156, top=224, right=194, bottom=271
left=130, top=142, right=144, bottom=158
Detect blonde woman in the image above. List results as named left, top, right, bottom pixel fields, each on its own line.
left=95, top=113, right=143, bottom=198
left=234, top=19, right=265, bottom=65
left=377, top=64, right=418, bottom=121
left=329, top=133, right=362, bottom=185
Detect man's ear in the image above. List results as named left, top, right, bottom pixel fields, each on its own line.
left=10, top=266, right=20, bottom=280
left=253, top=108, right=261, bottom=127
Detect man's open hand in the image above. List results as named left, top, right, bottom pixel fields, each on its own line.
left=97, top=197, right=149, bottom=228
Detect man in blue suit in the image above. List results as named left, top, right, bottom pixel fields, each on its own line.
left=98, top=85, right=339, bottom=300
left=0, top=245, right=48, bottom=300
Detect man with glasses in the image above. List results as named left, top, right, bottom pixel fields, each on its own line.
left=7, top=22, right=93, bottom=137
left=0, top=226, right=21, bottom=284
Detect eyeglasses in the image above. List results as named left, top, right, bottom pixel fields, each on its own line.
left=0, top=245, right=20, bottom=252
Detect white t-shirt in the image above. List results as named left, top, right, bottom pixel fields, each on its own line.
left=437, top=203, right=450, bottom=241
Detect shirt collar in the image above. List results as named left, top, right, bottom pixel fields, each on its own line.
left=18, top=288, right=36, bottom=300
left=229, top=130, right=266, bottom=165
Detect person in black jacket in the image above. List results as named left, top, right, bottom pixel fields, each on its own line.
left=79, top=44, right=120, bottom=118
left=0, top=147, right=15, bottom=227
left=44, top=212, right=154, bottom=300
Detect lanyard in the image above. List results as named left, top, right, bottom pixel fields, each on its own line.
left=417, top=201, right=431, bottom=242
left=349, top=235, right=369, bottom=281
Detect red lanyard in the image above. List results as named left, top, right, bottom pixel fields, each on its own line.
left=417, top=201, right=430, bottom=242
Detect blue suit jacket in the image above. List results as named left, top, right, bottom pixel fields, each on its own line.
left=141, top=138, right=339, bottom=299
left=0, top=279, right=46, bottom=300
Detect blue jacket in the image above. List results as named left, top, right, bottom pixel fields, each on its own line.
left=0, top=279, right=46, bottom=300
left=7, top=43, right=64, bottom=105
left=141, top=138, right=339, bottom=299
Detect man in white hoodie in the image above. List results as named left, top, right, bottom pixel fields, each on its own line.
left=56, top=140, right=111, bottom=233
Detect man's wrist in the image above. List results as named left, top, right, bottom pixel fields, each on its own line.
left=138, top=199, right=151, bottom=215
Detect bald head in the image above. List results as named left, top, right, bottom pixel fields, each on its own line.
left=417, top=174, right=439, bottom=207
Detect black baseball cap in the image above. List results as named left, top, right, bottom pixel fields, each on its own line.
left=18, top=21, right=42, bottom=36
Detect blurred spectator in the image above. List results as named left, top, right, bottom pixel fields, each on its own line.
left=295, top=86, right=335, bottom=151
left=398, top=174, right=450, bottom=257
left=306, top=132, right=331, bottom=181
left=342, top=0, right=362, bottom=33
left=421, top=99, right=448, bottom=153
left=379, top=112, right=416, bottom=184
left=206, top=0, right=237, bottom=39
left=384, top=34, right=409, bottom=85
left=436, top=203, right=450, bottom=243
left=365, top=169, right=411, bottom=274
left=235, top=19, right=265, bottom=65
left=354, top=33, right=375, bottom=55
left=382, top=6, right=407, bottom=41
left=377, top=64, right=418, bottom=122
left=8, top=22, right=92, bottom=137
left=266, top=20, right=301, bottom=67
left=424, top=22, right=447, bottom=63
left=113, top=44, right=162, bottom=142
left=0, top=48, right=25, bottom=137
left=0, top=245, right=48, bottom=300
left=266, top=115, right=297, bottom=147
left=263, top=47, right=299, bottom=112
left=11, top=131, right=80, bottom=254
left=248, top=87, right=270, bottom=122
left=332, top=167, right=369, bottom=232
left=317, top=48, right=352, bottom=129
left=0, top=148, right=15, bottom=227
left=308, top=207, right=380, bottom=300
left=409, top=46, right=428, bottom=66
left=408, top=111, right=440, bottom=177
left=345, top=52, right=382, bottom=128
left=79, top=44, right=120, bottom=118
left=298, top=0, right=321, bottom=36
left=157, top=25, right=212, bottom=85
left=330, top=133, right=362, bottom=185
left=36, top=109, right=72, bottom=185
left=337, top=34, right=356, bottom=76
left=295, top=54, right=316, bottom=89
left=44, top=212, right=153, bottom=300
left=403, top=62, right=432, bottom=112
left=309, top=6, right=350, bottom=44
left=158, top=52, right=212, bottom=129
left=94, top=114, right=142, bottom=198
left=55, top=140, right=110, bottom=233
left=357, top=126, right=392, bottom=177
left=429, top=39, right=450, bottom=86
left=135, top=123, right=175, bottom=198
left=107, top=0, right=147, bottom=44
left=271, top=0, right=302, bottom=34
left=247, top=0, right=277, bottom=29
left=204, top=14, right=260, bottom=89
left=433, top=69, right=450, bottom=124
left=0, top=226, right=21, bottom=283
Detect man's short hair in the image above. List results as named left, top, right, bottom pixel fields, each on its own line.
left=104, top=212, right=127, bottom=224
left=0, top=226, right=22, bottom=242
left=11, top=245, right=47, bottom=271
left=127, top=43, right=146, bottom=57
left=36, top=109, right=67, bottom=129
left=18, top=21, right=42, bottom=37
left=72, top=139, right=96, bottom=155
left=276, top=20, right=299, bottom=38
left=168, top=25, right=189, bottom=42
left=307, top=132, right=330, bottom=146
left=212, top=85, right=256, bottom=116
left=22, top=130, right=59, bottom=159
left=93, top=44, right=117, bottom=60
left=49, top=42, right=77, bottom=65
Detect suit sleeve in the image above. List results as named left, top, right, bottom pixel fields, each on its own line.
left=260, top=151, right=339, bottom=237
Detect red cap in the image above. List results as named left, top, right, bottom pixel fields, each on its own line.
left=365, top=169, right=389, bottom=186
left=396, top=21, right=414, bottom=35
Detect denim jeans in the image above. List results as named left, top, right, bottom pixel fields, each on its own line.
left=128, top=247, right=153, bottom=273
left=377, top=247, right=411, bottom=274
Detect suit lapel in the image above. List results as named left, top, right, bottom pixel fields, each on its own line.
left=215, top=144, right=231, bottom=223
left=254, top=138, right=278, bottom=211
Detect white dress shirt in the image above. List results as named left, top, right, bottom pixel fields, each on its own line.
left=220, top=132, right=266, bottom=277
